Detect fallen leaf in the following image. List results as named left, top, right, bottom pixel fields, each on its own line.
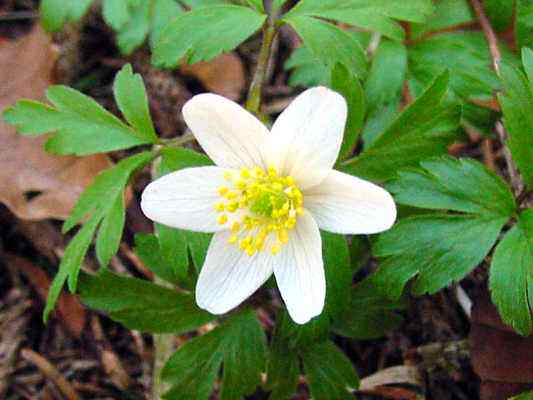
left=8, top=253, right=87, bottom=338
left=0, top=24, right=112, bottom=221
left=470, top=293, right=533, bottom=399
left=181, top=53, right=245, bottom=101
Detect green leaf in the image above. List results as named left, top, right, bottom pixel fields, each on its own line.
left=322, top=231, right=352, bottom=320
left=362, top=39, right=406, bottom=147
left=95, top=194, right=125, bottom=268
left=102, top=0, right=132, bottom=30
left=162, top=310, right=266, bottom=400
left=284, top=15, right=367, bottom=78
left=115, top=1, right=151, bottom=55
left=410, top=0, right=473, bottom=38
left=516, top=0, right=533, bottom=50
left=389, top=156, right=516, bottom=218
left=78, top=269, right=214, bottom=333
left=245, top=0, right=265, bottom=13
left=64, top=152, right=155, bottom=233
left=510, top=390, right=533, bottom=400
left=44, top=213, right=101, bottom=322
left=3, top=80, right=157, bottom=155
left=151, top=0, right=184, bottom=47
left=330, top=63, right=365, bottom=160
left=40, top=0, right=68, bottom=32
left=333, top=277, right=404, bottom=339
left=134, top=233, right=181, bottom=283
left=42, top=152, right=154, bottom=321
left=484, top=0, right=515, bottom=31
left=342, top=71, right=461, bottom=181
left=490, top=209, right=533, bottom=336
left=156, top=223, right=190, bottom=282
left=266, top=315, right=300, bottom=400
left=68, top=0, right=94, bottom=21
left=113, top=64, right=157, bottom=142
left=374, top=214, right=507, bottom=299
left=498, top=55, right=533, bottom=188
left=284, top=46, right=329, bottom=87
left=153, top=5, right=266, bottom=67
left=301, top=341, right=359, bottom=400
left=372, top=155, right=515, bottom=299
left=285, top=0, right=434, bottom=40
left=523, top=47, right=533, bottom=82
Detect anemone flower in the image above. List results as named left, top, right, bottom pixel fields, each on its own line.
left=141, top=87, right=396, bottom=324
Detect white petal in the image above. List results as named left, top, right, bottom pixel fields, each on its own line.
left=273, top=212, right=325, bottom=324
left=182, top=93, right=269, bottom=169
left=304, top=170, right=397, bottom=235
left=265, top=87, right=347, bottom=189
left=196, top=231, right=275, bottom=314
left=141, top=166, right=233, bottom=232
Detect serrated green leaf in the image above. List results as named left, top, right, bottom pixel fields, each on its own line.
left=410, top=0, right=473, bottom=38
left=285, top=0, right=434, bottom=40
left=330, top=63, right=365, bottom=160
left=333, top=277, right=404, bottom=339
left=115, top=0, right=151, bottom=55
left=3, top=84, right=155, bottom=155
left=78, top=269, right=214, bottom=333
left=153, top=5, right=266, bottom=67
left=484, top=0, right=515, bottom=31
left=44, top=213, right=101, bottom=322
left=162, top=310, right=266, bottom=400
left=490, top=209, right=533, bottom=336
left=265, top=314, right=300, bottom=400
left=156, top=223, right=189, bottom=282
left=284, top=15, right=367, bottom=78
left=134, top=233, right=181, bottom=283
left=389, top=156, right=516, bottom=218
left=43, top=152, right=154, bottom=322
left=150, top=0, right=184, bottom=47
left=40, top=0, right=68, bottom=32
left=322, top=231, right=352, bottom=319
left=68, top=0, right=94, bottom=21
left=113, top=64, right=157, bottom=142
left=102, top=0, right=131, bottom=30
left=301, top=341, right=359, bottom=400
left=362, top=39, right=406, bottom=147
left=64, top=152, right=155, bottom=233
left=95, top=194, right=125, bottom=268
left=341, top=71, right=461, bottom=181
left=284, top=46, right=330, bottom=87
left=499, top=57, right=533, bottom=189
left=516, top=0, right=533, bottom=50
left=373, top=214, right=507, bottom=299
left=524, top=47, right=533, bottom=82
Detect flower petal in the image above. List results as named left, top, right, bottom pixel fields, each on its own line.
left=265, top=87, right=347, bottom=189
left=273, top=212, right=325, bottom=324
left=196, top=231, right=275, bottom=314
left=304, top=170, right=397, bottom=234
left=141, top=166, right=234, bottom=232
left=182, top=93, right=269, bottom=169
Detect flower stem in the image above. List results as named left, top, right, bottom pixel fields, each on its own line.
left=158, top=132, right=196, bottom=147
left=245, top=15, right=277, bottom=115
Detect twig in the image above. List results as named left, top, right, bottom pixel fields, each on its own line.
left=20, top=348, right=80, bottom=400
left=496, top=121, right=523, bottom=195
left=455, top=285, right=473, bottom=319
left=91, top=315, right=133, bottom=390
left=0, top=11, right=38, bottom=21
left=468, top=0, right=501, bottom=74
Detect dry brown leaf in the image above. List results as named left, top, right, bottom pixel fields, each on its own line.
left=181, top=53, right=245, bottom=101
left=0, top=24, right=112, bottom=221
left=470, top=293, right=533, bottom=399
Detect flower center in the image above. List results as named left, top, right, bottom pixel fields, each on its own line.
left=215, top=166, right=304, bottom=256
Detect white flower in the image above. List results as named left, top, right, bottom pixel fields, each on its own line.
left=141, top=87, right=396, bottom=324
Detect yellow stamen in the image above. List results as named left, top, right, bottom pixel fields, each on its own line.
left=218, top=214, right=228, bottom=225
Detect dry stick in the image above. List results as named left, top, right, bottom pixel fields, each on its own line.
left=20, top=348, right=80, bottom=400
